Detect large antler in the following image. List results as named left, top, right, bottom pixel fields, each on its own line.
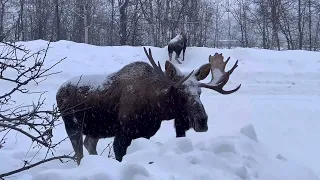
left=199, top=53, right=241, bottom=94
left=143, top=47, right=194, bottom=88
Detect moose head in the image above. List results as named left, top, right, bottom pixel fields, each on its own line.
left=143, top=47, right=241, bottom=136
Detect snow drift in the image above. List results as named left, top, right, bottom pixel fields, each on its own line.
left=31, top=125, right=318, bottom=180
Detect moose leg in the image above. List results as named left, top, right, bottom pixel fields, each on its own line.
left=168, top=49, right=173, bottom=61
left=174, top=50, right=182, bottom=64
left=175, top=129, right=186, bottom=138
left=182, top=47, right=186, bottom=61
left=174, top=118, right=188, bottom=138
left=175, top=49, right=181, bottom=59
left=63, top=116, right=84, bottom=165
left=113, top=135, right=132, bottom=162
left=84, top=136, right=99, bottom=155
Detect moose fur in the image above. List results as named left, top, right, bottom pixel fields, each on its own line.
left=168, top=33, right=187, bottom=64
left=56, top=47, right=241, bottom=165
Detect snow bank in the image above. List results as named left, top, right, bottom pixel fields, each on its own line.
left=31, top=124, right=318, bottom=180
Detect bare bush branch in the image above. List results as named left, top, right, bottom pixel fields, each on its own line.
left=0, top=41, right=73, bottom=179
left=100, top=141, right=115, bottom=159
left=0, top=155, right=75, bottom=179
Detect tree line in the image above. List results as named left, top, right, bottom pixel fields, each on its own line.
left=0, top=0, right=319, bottom=51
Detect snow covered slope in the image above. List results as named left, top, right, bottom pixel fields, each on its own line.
left=1, top=40, right=320, bottom=179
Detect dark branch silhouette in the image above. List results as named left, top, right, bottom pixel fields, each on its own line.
left=0, top=41, right=77, bottom=179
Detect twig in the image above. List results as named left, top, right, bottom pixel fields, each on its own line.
left=0, top=41, right=28, bottom=52
left=100, top=141, right=113, bottom=156
left=0, top=123, right=49, bottom=147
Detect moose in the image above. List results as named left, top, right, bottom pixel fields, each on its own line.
left=56, top=47, right=241, bottom=165
left=168, top=33, right=187, bottom=64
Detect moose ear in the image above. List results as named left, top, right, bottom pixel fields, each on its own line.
left=194, top=63, right=211, bottom=81
left=165, top=61, right=179, bottom=79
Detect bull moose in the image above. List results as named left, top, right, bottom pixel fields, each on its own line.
left=56, top=47, right=241, bottom=165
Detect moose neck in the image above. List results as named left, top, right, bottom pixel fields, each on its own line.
left=149, top=84, right=177, bottom=120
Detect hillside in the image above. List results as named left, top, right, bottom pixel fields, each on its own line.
left=0, top=40, right=320, bottom=180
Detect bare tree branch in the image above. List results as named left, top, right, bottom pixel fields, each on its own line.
left=0, top=41, right=74, bottom=178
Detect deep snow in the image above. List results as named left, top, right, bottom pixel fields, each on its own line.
left=0, top=40, right=320, bottom=179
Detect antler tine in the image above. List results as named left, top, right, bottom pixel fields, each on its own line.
left=143, top=47, right=163, bottom=75
left=143, top=47, right=193, bottom=88
left=224, top=57, right=230, bottom=70
left=200, top=53, right=241, bottom=95
left=143, top=47, right=175, bottom=87
left=216, top=60, right=239, bottom=88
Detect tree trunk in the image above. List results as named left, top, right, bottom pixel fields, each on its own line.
left=298, top=0, right=302, bottom=49
left=54, top=0, right=61, bottom=41
left=119, top=0, right=129, bottom=45
left=308, top=0, right=312, bottom=50
left=0, top=0, right=8, bottom=38
left=270, top=0, right=280, bottom=50
left=110, top=0, right=115, bottom=45
left=84, top=4, right=89, bottom=44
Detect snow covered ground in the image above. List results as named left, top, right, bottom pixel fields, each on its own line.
left=1, top=40, right=320, bottom=180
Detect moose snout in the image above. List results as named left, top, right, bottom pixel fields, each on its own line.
left=193, top=116, right=208, bottom=132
